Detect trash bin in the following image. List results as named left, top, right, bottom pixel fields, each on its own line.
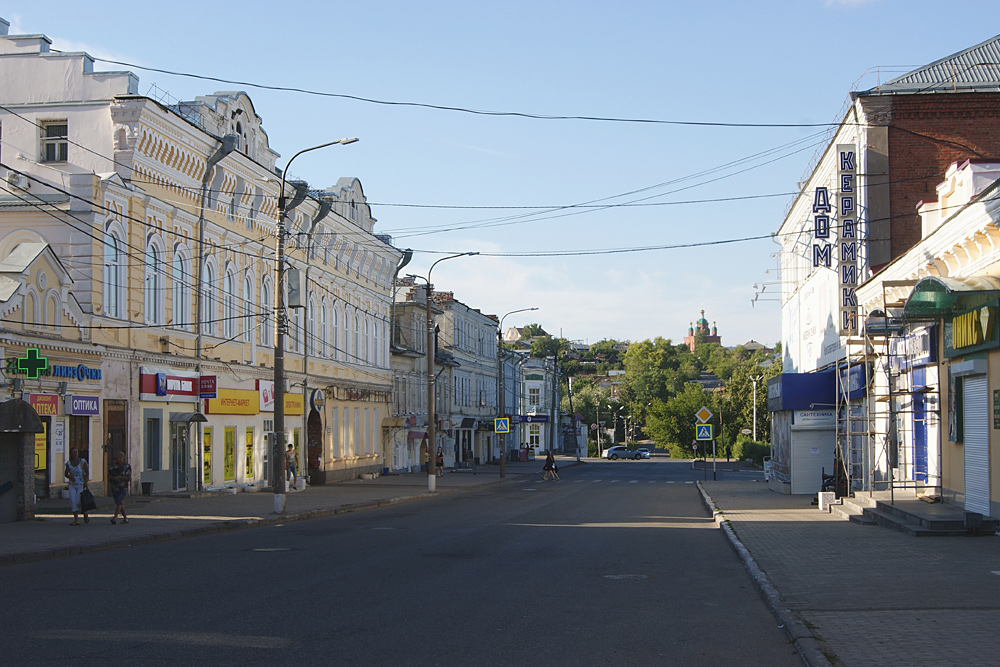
left=141, top=482, right=153, bottom=496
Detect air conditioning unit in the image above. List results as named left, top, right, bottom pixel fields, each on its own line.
left=5, top=171, right=29, bottom=190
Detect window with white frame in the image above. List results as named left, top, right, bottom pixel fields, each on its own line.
left=319, top=301, right=328, bottom=358
left=354, top=312, right=361, bottom=363
left=144, top=238, right=165, bottom=325
left=103, top=225, right=125, bottom=318
left=242, top=274, right=254, bottom=343
left=201, top=262, right=216, bottom=336
left=260, top=279, right=272, bottom=347
left=172, top=248, right=191, bottom=330
left=528, top=387, right=541, bottom=409
left=331, top=304, right=339, bottom=360
left=222, top=268, right=237, bottom=340
left=364, top=316, right=370, bottom=363
left=307, top=295, right=317, bottom=357
left=529, top=424, right=541, bottom=447
left=41, top=121, right=68, bottom=162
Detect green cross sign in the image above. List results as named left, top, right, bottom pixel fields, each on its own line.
left=17, top=348, right=48, bottom=379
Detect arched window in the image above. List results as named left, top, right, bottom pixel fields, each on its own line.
left=372, top=316, right=381, bottom=368
left=103, top=225, right=125, bottom=318
left=354, top=312, right=362, bottom=363
left=331, top=304, right=340, bottom=361
left=172, top=247, right=191, bottom=331
left=201, top=261, right=216, bottom=336
left=144, top=239, right=165, bottom=325
left=307, top=294, right=317, bottom=357
left=364, top=316, right=370, bottom=363
left=260, top=279, right=272, bottom=347
left=242, top=273, right=254, bottom=343
left=319, top=301, right=328, bottom=358
left=222, top=268, right=237, bottom=339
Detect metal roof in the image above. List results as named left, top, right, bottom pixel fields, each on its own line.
left=858, top=34, right=1000, bottom=96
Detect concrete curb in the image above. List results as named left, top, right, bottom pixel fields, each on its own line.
left=697, top=482, right=832, bottom=667
left=3, top=460, right=582, bottom=567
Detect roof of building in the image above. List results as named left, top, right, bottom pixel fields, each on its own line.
left=857, top=34, right=1000, bottom=97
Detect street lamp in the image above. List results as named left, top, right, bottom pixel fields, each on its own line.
left=273, top=137, right=358, bottom=514
left=497, top=307, right=538, bottom=478
left=425, top=252, right=479, bottom=493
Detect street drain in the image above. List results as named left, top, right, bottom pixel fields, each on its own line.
left=603, top=574, right=647, bottom=580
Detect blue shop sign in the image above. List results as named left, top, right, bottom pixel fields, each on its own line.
left=838, top=363, right=868, bottom=401
left=768, top=371, right=835, bottom=412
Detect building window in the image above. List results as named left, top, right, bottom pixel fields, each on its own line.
left=223, top=269, right=237, bottom=339
left=41, top=121, right=68, bottom=162
left=307, top=296, right=317, bottom=357
left=201, top=263, right=216, bottom=336
left=242, top=274, right=254, bottom=343
left=144, top=417, right=162, bottom=471
left=261, top=279, right=272, bottom=347
left=172, top=249, right=190, bottom=330
left=319, top=302, right=328, bottom=358
left=528, top=387, right=540, bottom=409
left=103, top=227, right=124, bottom=318
left=529, top=424, right=541, bottom=447
left=354, top=312, right=362, bottom=363
left=331, top=305, right=340, bottom=360
left=144, top=240, right=165, bottom=325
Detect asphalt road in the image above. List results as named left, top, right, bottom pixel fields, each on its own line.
left=0, top=458, right=800, bottom=666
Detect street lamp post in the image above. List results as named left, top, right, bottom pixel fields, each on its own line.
left=596, top=402, right=602, bottom=456
left=273, top=137, right=357, bottom=514
left=425, top=252, right=479, bottom=493
left=497, top=307, right=537, bottom=478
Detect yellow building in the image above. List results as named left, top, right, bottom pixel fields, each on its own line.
left=0, top=23, right=399, bottom=495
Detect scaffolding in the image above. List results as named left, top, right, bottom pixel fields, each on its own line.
left=838, top=280, right=942, bottom=500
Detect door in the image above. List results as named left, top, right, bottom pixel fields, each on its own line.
left=203, top=427, right=213, bottom=486
left=224, top=427, right=236, bottom=482
left=171, top=423, right=188, bottom=491
left=245, top=427, right=254, bottom=482
left=963, top=376, right=990, bottom=516
left=34, top=417, right=49, bottom=499
left=104, top=401, right=127, bottom=496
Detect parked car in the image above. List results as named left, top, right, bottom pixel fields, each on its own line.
left=636, top=448, right=651, bottom=459
left=602, top=445, right=642, bottom=460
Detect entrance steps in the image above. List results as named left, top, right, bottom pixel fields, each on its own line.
left=828, top=491, right=999, bottom=536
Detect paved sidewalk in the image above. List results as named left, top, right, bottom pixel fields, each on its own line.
left=699, top=480, right=1000, bottom=667
left=2, top=455, right=579, bottom=566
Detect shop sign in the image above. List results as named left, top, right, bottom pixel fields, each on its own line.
left=310, top=388, right=325, bottom=411
left=285, top=393, right=304, bottom=416
left=205, top=388, right=258, bottom=415
left=793, top=410, right=836, bottom=427
left=5, top=353, right=102, bottom=382
left=944, top=302, right=999, bottom=358
left=258, top=379, right=276, bottom=412
left=66, top=395, right=99, bottom=416
left=521, top=414, right=549, bottom=423
left=140, top=367, right=199, bottom=400
left=200, top=376, right=217, bottom=399
left=837, top=144, right=858, bottom=336
left=29, top=393, right=60, bottom=416
left=838, top=363, right=868, bottom=401
left=890, top=326, right=935, bottom=372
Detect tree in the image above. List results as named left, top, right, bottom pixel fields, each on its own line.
left=520, top=323, right=547, bottom=338
left=530, top=335, right=567, bottom=358
left=645, top=382, right=711, bottom=457
left=618, top=337, right=698, bottom=408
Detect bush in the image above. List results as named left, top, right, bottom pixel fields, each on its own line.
left=732, top=438, right=769, bottom=467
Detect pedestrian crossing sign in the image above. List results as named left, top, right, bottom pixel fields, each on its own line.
left=494, top=417, right=510, bottom=433
left=696, top=423, right=713, bottom=441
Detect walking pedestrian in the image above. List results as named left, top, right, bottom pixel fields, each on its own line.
left=285, top=444, right=297, bottom=487
left=435, top=446, right=445, bottom=477
left=64, top=447, right=89, bottom=525
left=542, top=450, right=556, bottom=481
left=108, top=451, right=132, bottom=524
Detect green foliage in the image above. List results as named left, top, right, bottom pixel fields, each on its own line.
left=530, top=335, right=568, bottom=358
left=520, top=323, right=547, bottom=338
left=731, top=438, right=770, bottom=467
left=619, top=337, right=698, bottom=407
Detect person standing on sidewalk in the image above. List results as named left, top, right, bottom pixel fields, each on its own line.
left=286, top=444, right=297, bottom=488
left=108, top=451, right=131, bottom=524
left=435, top=446, right=445, bottom=477
left=64, top=447, right=89, bottom=525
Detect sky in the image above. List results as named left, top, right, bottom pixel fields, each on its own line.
left=5, top=2, right=999, bottom=348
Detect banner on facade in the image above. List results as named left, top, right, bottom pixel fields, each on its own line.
left=29, top=393, right=59, bottom=416
left=205, top=389, right=258, bottom=415
left=65, top=395, right=99, bottom=416
left=140, top=367, right=199, bottom=400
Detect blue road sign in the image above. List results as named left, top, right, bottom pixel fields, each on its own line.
left=494, top=418, right=510, bottom=434
left=696, top=423, right=713, bottom=441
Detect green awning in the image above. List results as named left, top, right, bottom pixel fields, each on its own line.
left=902, top=276, right=1000, bottom=320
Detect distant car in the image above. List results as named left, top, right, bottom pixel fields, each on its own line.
left=636, top=448, right=651, bottom=459
left=602, top=445, right=642, bottom=460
